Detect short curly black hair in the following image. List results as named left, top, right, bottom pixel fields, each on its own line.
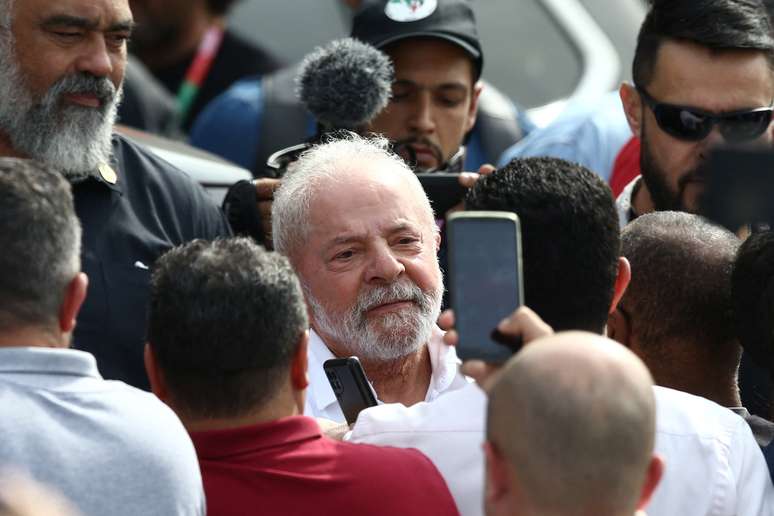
left=207, top=0, right=240, bottom=16
left=465, top=157, right=620, bottom=334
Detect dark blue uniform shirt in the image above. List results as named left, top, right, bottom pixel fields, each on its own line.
left=72, top=134, right=231, bottom=389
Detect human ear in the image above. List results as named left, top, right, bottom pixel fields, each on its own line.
left=59, top=273, right=88, bottom=335
left=620, top=83, right=643, bottom=138
left=465, top=81, right=484, bottom=133
left=609, top=257, right=631, bottom=313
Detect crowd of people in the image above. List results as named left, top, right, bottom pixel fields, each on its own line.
left=2, top=0, right=774, bottom=515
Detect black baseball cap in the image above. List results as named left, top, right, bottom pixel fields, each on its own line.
left=351, top=0, right=484, bottom=78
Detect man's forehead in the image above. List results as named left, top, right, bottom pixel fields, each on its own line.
left=307, top=174, right=428, bottom=236
left=16, top=0, right=134, bottom=25
left=648, top=39, right=774, bottom=108
left=385, top=37, right=476, bottom=87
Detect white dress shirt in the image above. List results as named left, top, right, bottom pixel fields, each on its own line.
left=648, top=386, right=774, bottom=516
left=304, top=327, right=469, bottom=422
left=350, top=382, right=486, bottom=516
left=349, top=383, right=774, bottom=516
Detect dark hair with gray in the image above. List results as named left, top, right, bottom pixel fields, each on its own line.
left=273, top=132, right=435, bottom=258
left=633, top=0, right=774, bottom=88
left=621, top=211, right=739, bottom=353
left=732, top=230, right=774, bottom=379
left=0, top=158, right=81, bottom=332
left=147, top=237, right=309, bottom=419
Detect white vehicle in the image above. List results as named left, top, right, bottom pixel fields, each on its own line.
left=117, top=125, right=252, bottom=204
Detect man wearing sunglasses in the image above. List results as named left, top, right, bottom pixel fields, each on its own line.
left=617, top=0, right=774, bottom=226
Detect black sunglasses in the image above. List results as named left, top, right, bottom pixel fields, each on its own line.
left=636, top=87, right=774, bottom=143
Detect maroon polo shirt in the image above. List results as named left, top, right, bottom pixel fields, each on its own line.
left=190, top=415, right=460, bottom=516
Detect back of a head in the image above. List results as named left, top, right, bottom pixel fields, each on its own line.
left=633, top=0, right=774, bottom=87
left=0, top=158, right=80, bottom=334
left=487, top=333, right=656, bottom=515
left=621, top=211, right=739, bottom=357
left=464, top=157, right=619, bottom=333
left=147, top=237, right=309, bottom=420
left=732, top=230, right=774, bottom=379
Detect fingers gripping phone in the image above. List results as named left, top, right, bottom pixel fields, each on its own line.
left=323, top=357, right=378, bottom=425
left=447, top=212, right=524, bottom=362
left=415, top=173, right=468, bottom=216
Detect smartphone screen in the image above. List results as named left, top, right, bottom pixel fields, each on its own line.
left=323, top=357, right=378, bottom=425
left=447, top=212, right=524, bottom=362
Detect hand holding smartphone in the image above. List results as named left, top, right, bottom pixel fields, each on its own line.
left=447, top=211, right=524, bottom=362
left=323, top=357, right=378, bottom=425
left=415, top=173, right=468, bottom=216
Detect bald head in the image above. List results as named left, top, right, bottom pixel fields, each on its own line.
left=487, top=333, right=656, bottom=516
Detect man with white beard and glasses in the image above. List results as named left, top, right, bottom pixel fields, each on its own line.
left=0, top=0, right=230, bottom=389
left=272, top=133, right=468, bottom=423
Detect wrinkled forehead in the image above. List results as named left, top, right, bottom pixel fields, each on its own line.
left=308, top=162, right=434, bottom=232
left=11, top=0, right=134, bottom=29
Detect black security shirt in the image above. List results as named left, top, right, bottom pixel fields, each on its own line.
left=72, top=134, right=231, bottom=389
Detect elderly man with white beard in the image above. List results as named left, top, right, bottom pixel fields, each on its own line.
left=0, top=0, right=230, bottom=389
left=272, top=133, right=468, bottom=422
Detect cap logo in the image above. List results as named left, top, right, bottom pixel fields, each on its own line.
left=385, top=0, right=438, bottom=22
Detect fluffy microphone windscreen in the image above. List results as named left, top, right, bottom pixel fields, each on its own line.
left=296, top=38, right=394, bottom=130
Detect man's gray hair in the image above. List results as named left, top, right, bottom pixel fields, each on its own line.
left=272, top=132, right=436, bottom=258
left=0, top=158, right=81, bottom=332
left=621, top=211, right=740, bottom=351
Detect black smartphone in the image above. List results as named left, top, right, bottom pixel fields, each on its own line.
left=703, top=148, right=774, bottom=232
left=447, top=211, right=524, bottom=362
left=323, top=357, right=378, bottom=425
left=415, top=173, right=468, bottom=216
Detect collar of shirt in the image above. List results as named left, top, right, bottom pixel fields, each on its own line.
left=72, top=140, right=124, bottom=195
left=305, top=327, right=466, bottom=421
left=615, top=175, right=641, bottom=228
left=190, top=415, right=322, bottom=460
left=0, top=347, right=102, bottom=387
